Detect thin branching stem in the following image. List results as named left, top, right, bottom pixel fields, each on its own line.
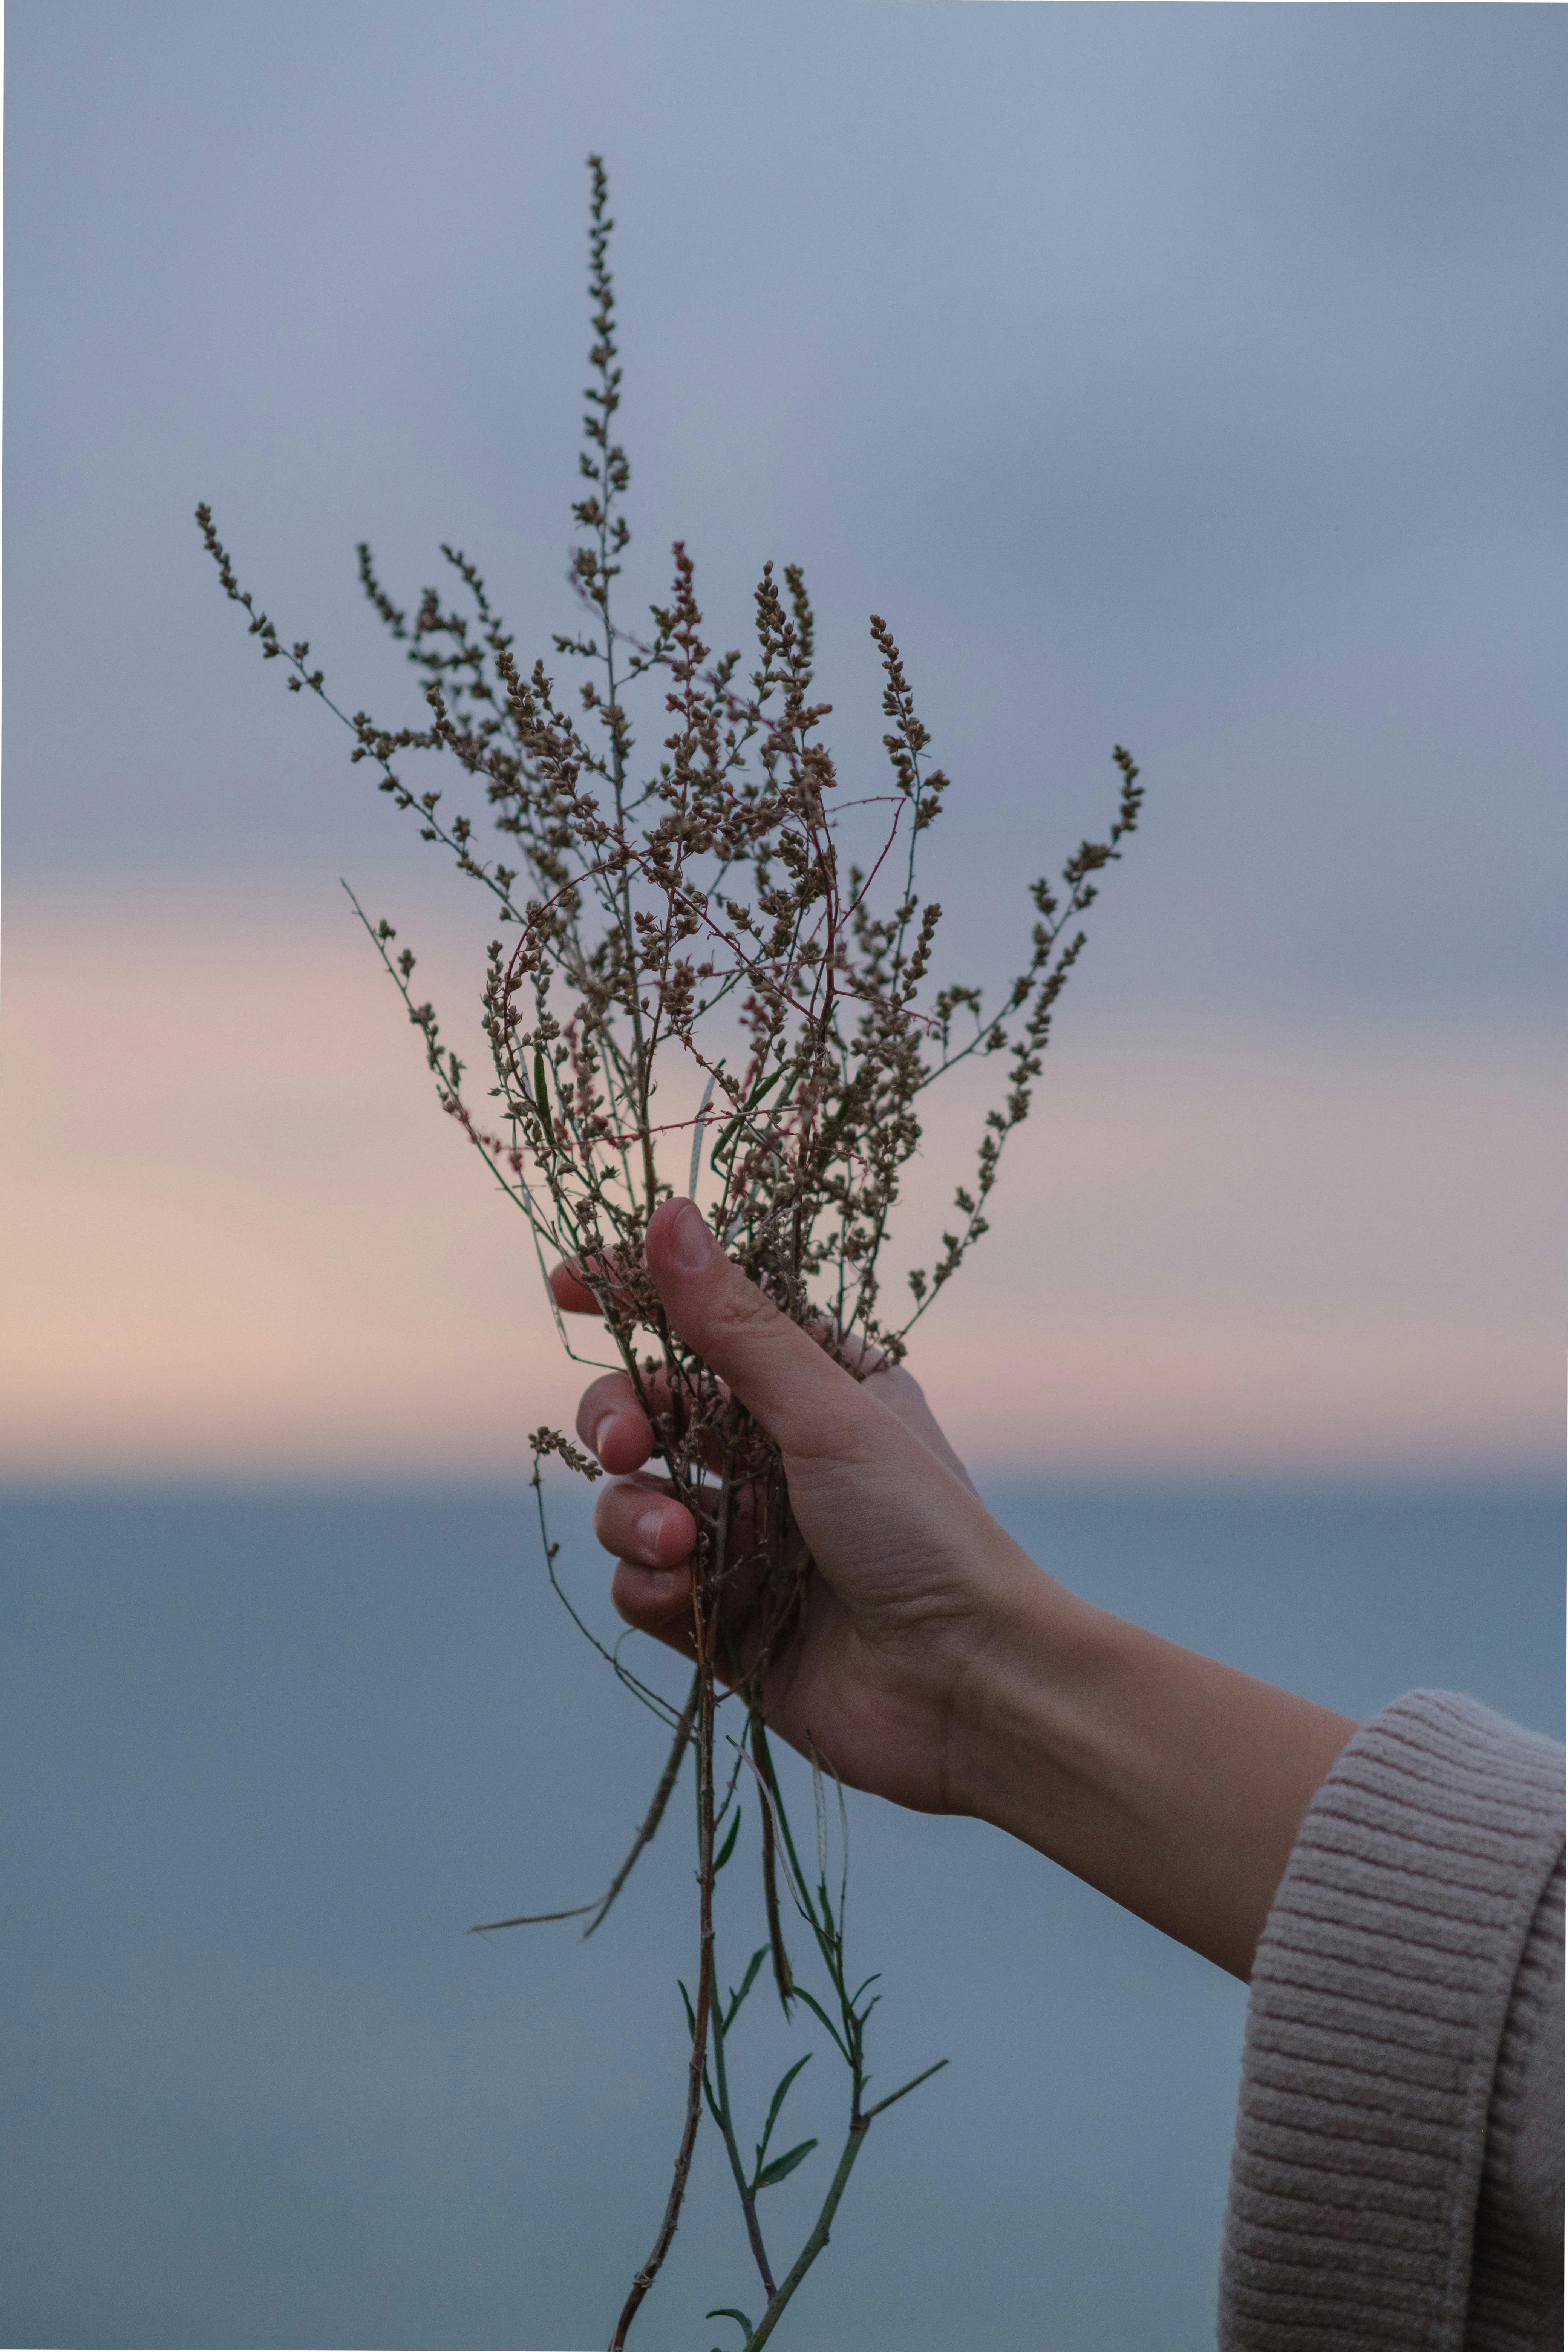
left=198, top=149, right=1142, bottom=2352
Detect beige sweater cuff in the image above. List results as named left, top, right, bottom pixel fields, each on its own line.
left=1219, top=1689, right=1565, bottom=2352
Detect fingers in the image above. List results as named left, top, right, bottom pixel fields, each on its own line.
left=593, top=1472, right=697, bottom=1569
left=573, top=1357, right=730, bottom=1479
left=574, top=1370, right=660, bottom=1477
left=594, top=1473, right=698, bottom=1649
left=610, top=1556, right=695, bottom=1646
left=642, top=1198, right=909, bottom=1467
left=550, top=1262, right=605, bottom=1316
left=558, top=1213, right=975, bottom=1488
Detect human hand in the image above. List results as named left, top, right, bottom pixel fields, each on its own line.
left=556, top=1197, right=1358, bottom=1979
left=553, top=1196, right=1041, bottom=1817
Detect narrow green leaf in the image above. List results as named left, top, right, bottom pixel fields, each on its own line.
left=755, top=2136, right=818, bottom=2190
left=711, top=1062, right=789, bottom=1162
left=678, top=1980, right=696, bottom=2041
left=533, top=1048, right=554, bottom=1145
left=862, top=2055, right=950, bottom=2121
left=754, top=2052, right=812, bottom=2169
left=713, top=1805, right=741, bottom=1874
left=748, top=1061, right=790, bottom=1108
left=705, top=2311, right=754, bottom=2343
left=723, top=1943, right=770, bottom=2034
left=790, top=1986, right=849, bottom=2062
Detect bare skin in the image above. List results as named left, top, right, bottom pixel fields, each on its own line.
left=555, top=1197, right=1356, bottom=1983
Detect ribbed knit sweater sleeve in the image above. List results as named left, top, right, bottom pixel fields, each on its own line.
left=1219, top=1690, right=1565, bottom=2352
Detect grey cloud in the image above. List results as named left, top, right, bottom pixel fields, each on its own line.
left=5, top=0, right=1563, bottom=1021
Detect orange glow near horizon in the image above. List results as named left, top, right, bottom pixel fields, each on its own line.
left=2, top=885, right=1561, bottom=1483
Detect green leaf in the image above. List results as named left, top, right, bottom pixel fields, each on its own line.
left=678, top=1980, right=696, bottom=2041
left=724, top=1944, right=769, bottom=2033
left=754, top=2052, right=812, bottom=2169
left=705, top=2311, right=754, bottom=2346
left=862, top=2055, right=950, bottom=2120
left=755, top=2136, right=818, bottom=2190
left=790, top=1986, right=849, bottom=2062
left=710, top=1062, right=789, bottom=1162
left=713, top=1805, right=741, bottom=1873
left=533, top=1048, right=554, bottom=1146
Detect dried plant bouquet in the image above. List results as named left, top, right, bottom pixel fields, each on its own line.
left=199, top=158, right=1144, bottom=2352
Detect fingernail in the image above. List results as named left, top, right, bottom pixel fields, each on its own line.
left=668, top=1199, right=716, bottom=1276
left=637, top=1506, right=668, bottom=1560
left=594, top=1414, right=618, bottom=1461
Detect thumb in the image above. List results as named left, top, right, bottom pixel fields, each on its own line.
left=645, top=1198, right=885, bottom=1464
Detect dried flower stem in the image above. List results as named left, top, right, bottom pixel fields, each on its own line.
left=198, top=153, right=1144, bottom=2351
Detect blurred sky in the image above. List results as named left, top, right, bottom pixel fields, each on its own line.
left=3, top=17, right=1566, bottom=2352
left=3, top=0, right=1565, bottom=1477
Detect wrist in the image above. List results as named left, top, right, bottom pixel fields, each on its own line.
left=943, top=1547, right=1113, bottom=1832
left=944, top=1538, right=1355, bottom=1979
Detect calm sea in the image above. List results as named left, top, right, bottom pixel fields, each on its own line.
left=3, top=1484, right=1561, bottom=2351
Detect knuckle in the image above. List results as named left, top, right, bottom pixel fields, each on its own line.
left=707, top=1271, right=780, bottom=1345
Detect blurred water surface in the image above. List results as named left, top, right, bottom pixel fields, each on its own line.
left=2, top=1484, right=1560, bottom=2352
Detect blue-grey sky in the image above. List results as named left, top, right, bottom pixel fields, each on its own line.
left=5, top=21, right=1566, bottom=2346
left=7, top=0, right=1565, bottom=1024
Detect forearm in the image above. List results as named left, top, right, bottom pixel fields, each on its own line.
left=578, top=1205, right=1356, bottom=1980
left=950, top=1551, right=1357, bottom=1980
